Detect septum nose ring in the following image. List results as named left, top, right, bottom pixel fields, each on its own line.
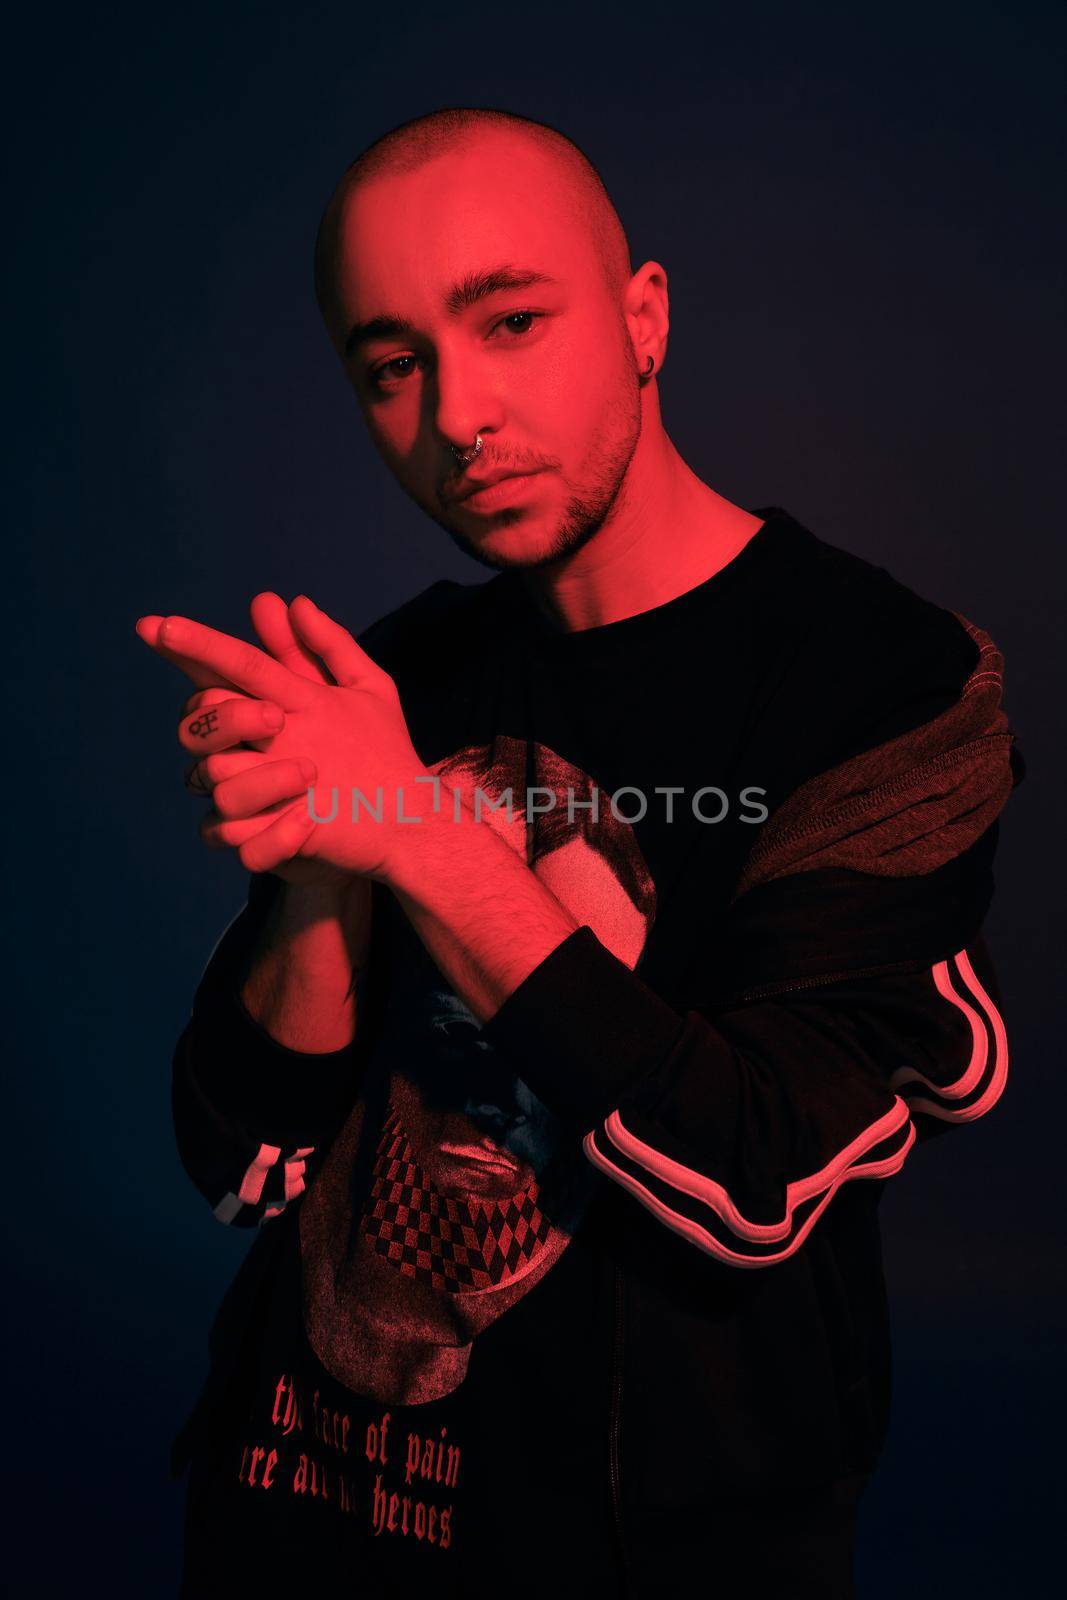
left=452, top=434, right=484, bottom=466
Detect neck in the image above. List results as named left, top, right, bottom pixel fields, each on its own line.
left=519, top=414, right=764, bottom=633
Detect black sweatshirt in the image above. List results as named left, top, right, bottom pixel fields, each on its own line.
left=170, top=507, right=1013, bottom=1597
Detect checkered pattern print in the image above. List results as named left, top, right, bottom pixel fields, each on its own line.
left=362, top=1104, right=554, bottom=1290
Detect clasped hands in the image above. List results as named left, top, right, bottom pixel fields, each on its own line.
left=136, top=591, right=434, bottom=888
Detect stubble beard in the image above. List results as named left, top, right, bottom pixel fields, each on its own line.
left=431, top=360, right=644, bottom=574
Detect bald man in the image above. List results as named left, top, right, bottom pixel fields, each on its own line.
left=157, top=107, right=1020, bottom=1599
left=313, top=109, right=762, bottom=598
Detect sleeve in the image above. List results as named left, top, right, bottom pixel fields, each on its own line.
left=168, top=597, right=435, bottom=1229
left=478, top=908, right=1009, bottom=1270
left=479, top=590, right=1015, bottom=1270
left=171, top=872, right=381, bottom=1228
left=479, top=576, right=1023, bottom=1260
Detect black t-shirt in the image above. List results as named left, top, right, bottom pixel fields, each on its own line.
left=174, top=506, right=980, bottom=1595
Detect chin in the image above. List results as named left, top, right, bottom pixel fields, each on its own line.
left=473, top=531, right=558, bottom=571
left=455, top=519, right=589, bottom=573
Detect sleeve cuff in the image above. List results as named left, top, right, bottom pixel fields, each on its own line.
left=187, top=978, right=361, bottom=1136
left=478, top=924, right=688, bottom=1132
left=185, top=889, right=362, bottom=1137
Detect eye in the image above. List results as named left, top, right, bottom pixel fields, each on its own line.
left=368, top=354, right=420, bottom=391
left=366, top=310, right=545, bottom=392
left=432, top=1015, right=479, bottom=1043
left=492, top=309, right=542, bottom=338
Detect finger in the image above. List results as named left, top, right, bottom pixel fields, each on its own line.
left=184, top=748, right=271, bottom=796
left=136, top=615, right=250, bottom=694
left=182, top=685, right=254, bottom=717
left=288, top=596, right=385, bottom=691
left=179, top=697, right=286, bottom=755
left=185, top=760, right=211, bottom=797
left=250, top=592, right=330, bottom=683
left=156, top=615, right=312, bottom=710
left=238, top=805, right=321, bottom=876
left=214, top=757, right=318, bottom=821
left=199, top=798, right=300, bottom=851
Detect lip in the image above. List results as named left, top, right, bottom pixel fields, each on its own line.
left=438, top=1141, right=521, bottom=1174
left=452, top=469, right=548, bottom=511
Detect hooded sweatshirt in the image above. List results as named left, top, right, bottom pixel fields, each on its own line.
left=169, top=506, right=1022, bottom=1598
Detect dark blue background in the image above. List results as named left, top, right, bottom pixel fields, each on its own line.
left=9, top=1, right=1063, bottom=1592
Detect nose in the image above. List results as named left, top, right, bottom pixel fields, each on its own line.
left=432, top=346, right=504, bottom=461
left=464, top=1097, right=528, bottom=1137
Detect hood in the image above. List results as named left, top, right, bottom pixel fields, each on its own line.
left=733, top=614, right=1023, bottom=899
left=703, top=615, right=1024, bottom=1006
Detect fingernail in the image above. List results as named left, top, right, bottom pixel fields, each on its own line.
left=298, top=758, right=316, bottom=784
left=264, top=705, right=284, bottom=730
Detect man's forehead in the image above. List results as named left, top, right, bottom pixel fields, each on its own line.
left=331, top=146, right=589, bottom=305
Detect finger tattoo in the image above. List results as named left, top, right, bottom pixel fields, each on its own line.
left=188, top=708, right=220, bottom=739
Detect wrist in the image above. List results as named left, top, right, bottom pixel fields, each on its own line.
left=378, top=783, right=449, bottom=898
left=380, top=779, right=581, bottom=1025
left=273, top=875, right=357, bottom=924
left=377, top=774, right=495, bottom=902
left=239, top=878, right=367, bottom=1052
left=372, top=770, right=463, bottom=893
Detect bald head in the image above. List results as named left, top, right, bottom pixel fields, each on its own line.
left=314, top=107, right=633, bottom=326
left=310, top=107, right=660, bottom=576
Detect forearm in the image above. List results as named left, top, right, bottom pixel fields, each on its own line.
left=386, top=797, right=580, bottom=1023
left=239, top=876, right=372, bottom=1052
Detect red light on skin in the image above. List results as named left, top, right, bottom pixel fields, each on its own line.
left=457, top=469, right=550, bottom=513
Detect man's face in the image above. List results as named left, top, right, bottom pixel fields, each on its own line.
left=322, top=135, right=643, bottom=571
left=386, top=987, right=558, bottom=1202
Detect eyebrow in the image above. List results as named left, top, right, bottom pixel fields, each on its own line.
left=343, top=263, right=561, bottom=359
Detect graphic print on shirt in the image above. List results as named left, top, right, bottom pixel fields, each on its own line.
left=298, top=734, right=657, bottom=1408
left=227, top=1360, right=463, bottom=1555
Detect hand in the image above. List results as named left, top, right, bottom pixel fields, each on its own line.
left=137, top=593, right=361, bottom=888
left=136, top=594, right=429, bottom=882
